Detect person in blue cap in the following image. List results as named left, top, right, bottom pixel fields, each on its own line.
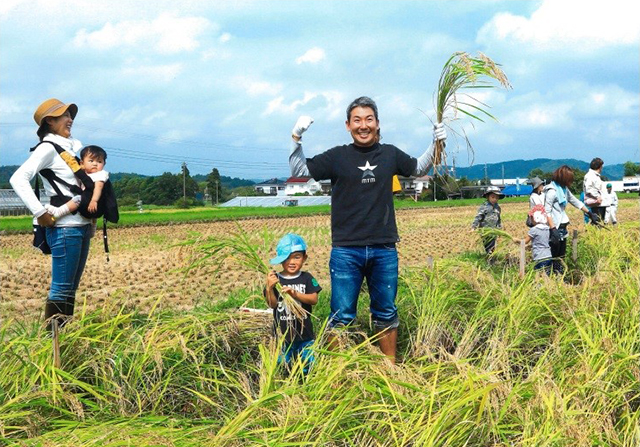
left=264, top=233, right=322, bottom=374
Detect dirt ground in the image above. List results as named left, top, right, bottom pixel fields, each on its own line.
left=2, top=201, right=636, bottom=321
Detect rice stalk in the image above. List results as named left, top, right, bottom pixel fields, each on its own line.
left=183, top=224, right=308, bottom=322
left=432, top=51, right=511, bottom=167
left=477, top=227, right=517, bottom=242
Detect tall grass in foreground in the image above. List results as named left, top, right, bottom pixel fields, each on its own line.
left=0, top=226, right=638, bottom=446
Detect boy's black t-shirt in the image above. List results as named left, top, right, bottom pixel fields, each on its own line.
left=306, top=143, right=417, bottom=246
left=265, top=271, right=322, bottom=343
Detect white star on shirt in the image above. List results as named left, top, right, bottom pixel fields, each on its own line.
left=358, top=161, right=377, bottom=172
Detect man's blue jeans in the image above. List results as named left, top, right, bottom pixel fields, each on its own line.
left=46, top=225, right=91, bottom=308
left=329, top=244, right=399, bottom=331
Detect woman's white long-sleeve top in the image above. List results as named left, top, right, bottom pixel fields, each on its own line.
left=9, top=134, right=90, bottom=226
left=543, top=183, right=584, bottom=227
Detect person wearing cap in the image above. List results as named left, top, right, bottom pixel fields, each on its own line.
left=528, top=176, right=545, bottom=207
left=10, top=98, right=93, bottom=330
left=287, top=96, right=447, bottom=364
left=264, top=233, right=322, bottom=374
left=471, top=185, right=504, bottom=256
left=583, top=157, right=607, bottom=225
left=603, top=183, right=618, bottom=225
left=543, top=165, right=596, bottom=274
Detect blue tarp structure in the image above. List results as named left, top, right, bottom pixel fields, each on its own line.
left=501, top=184, right=532, bottom=196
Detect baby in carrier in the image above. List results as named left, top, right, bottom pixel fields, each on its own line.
left=45, top=145, right=112, bottom=221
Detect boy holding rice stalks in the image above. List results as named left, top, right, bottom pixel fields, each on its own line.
left=472, top=186, right=504, bottom=258
left=264, top=233, right=322, bottom=374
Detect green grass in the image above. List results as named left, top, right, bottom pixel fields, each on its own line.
left=1, top=225, right=638, bottom=446
left=0, top=197, right=535, bottom=234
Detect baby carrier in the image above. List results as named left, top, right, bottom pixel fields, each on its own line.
left=31, top=141, right=119, bottom=256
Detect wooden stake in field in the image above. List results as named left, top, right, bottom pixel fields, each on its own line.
left=52, top=319, right=61, bottom=369
left=519, top=239, right=526, bottom=279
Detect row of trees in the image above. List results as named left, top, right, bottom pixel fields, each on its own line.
left=113, top=167, right=232, bottom=207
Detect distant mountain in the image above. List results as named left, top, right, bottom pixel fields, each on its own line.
left=109, top=172, right=149, bottom=182
left=0, top=159, right=627, bottom=188
left=453, top=158, right=624, bottom=181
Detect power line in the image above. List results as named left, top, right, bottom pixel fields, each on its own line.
left=0, top=121, right=288, bottom=154
left=103, top=145, right=289, bottom=169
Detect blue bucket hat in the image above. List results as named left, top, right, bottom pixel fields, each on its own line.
left=270, top=233, right=307, bottom=265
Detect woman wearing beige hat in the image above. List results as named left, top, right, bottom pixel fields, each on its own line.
left=10, top=98, right=92, bottom=330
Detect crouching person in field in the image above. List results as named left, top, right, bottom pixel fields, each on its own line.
left=264, top=233, right=322, bottom=374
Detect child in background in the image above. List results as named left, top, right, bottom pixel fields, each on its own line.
left=264, top=233, right=322, bottom=374
left=45, top=145, right=109, bottom=219
left=472, top=186, right=504, bottom=256
left=521, top=204, right=552, bottom=275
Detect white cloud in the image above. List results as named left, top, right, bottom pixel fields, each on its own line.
left=73, top=13, right=213, bottom=54
left=295, top=47, right=326, bottom=64
left=503, top=102, right=574, bottom=129
left=121, top=62, right=183, bottom=83
left=236, top=78, right=282, bottom=97
left=263, top=91, right=343, bottom=117
left=157, top=129, right=196, bottom=144
left=576, top=85, right=639, bottom=117
left=477, top=0, right=640, bottom=51
left=0, top=0, right=26, bottom=17
left=219, top=32, right=232, bottom=43
left=221, top=108, right=249, bottom=126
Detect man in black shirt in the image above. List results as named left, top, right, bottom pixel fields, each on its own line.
left=288, top=96, right=446, bottom=364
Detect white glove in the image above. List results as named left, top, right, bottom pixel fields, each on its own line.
left=45, top=203, right=71, bottom=219
left=292, top=116, right=314, bottom=138
left=433, top=122, right=447, bottom=142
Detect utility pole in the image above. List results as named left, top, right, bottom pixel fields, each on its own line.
left=182, top=162, right=186, bottom=203
left=502, top=164, right=505, bottom=185
left=215, top=180, right=219, bottom=205
left=433, top=179, right=437, bottom=202
left=484, top=163, right=488, bottom=185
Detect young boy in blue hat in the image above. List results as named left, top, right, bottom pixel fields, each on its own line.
left=264, top=233, right=322, bottom=374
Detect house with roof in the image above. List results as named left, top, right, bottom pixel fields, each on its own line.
left=396, top=175, right=432, bottom=195
left=253, top=178, right=286, bottom=196
left=284, top=177, right=323, bottom=195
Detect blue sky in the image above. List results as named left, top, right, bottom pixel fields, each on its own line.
left=1, top=0, right=638, bottom=179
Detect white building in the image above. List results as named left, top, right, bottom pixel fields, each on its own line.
left=284, top=177, right=323, bottom=195
left=254, top=178, right=286, bottom=196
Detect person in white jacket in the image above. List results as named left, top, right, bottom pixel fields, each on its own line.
left=604, top=183, right=618, bottom=225
left=10, top=98, right=92, bottom=330
left=583, top=157, right=607, bottom=224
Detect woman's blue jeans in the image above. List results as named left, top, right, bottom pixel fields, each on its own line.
left=328, top=244, right=399, bottom=331
left=46, top=225, right=91, bottom=310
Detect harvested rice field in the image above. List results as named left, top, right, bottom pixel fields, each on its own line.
left=1, top=200, right=636, bottom=321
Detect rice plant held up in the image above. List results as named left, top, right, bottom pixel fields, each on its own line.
left=432, top=51, right=512, bottom=167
